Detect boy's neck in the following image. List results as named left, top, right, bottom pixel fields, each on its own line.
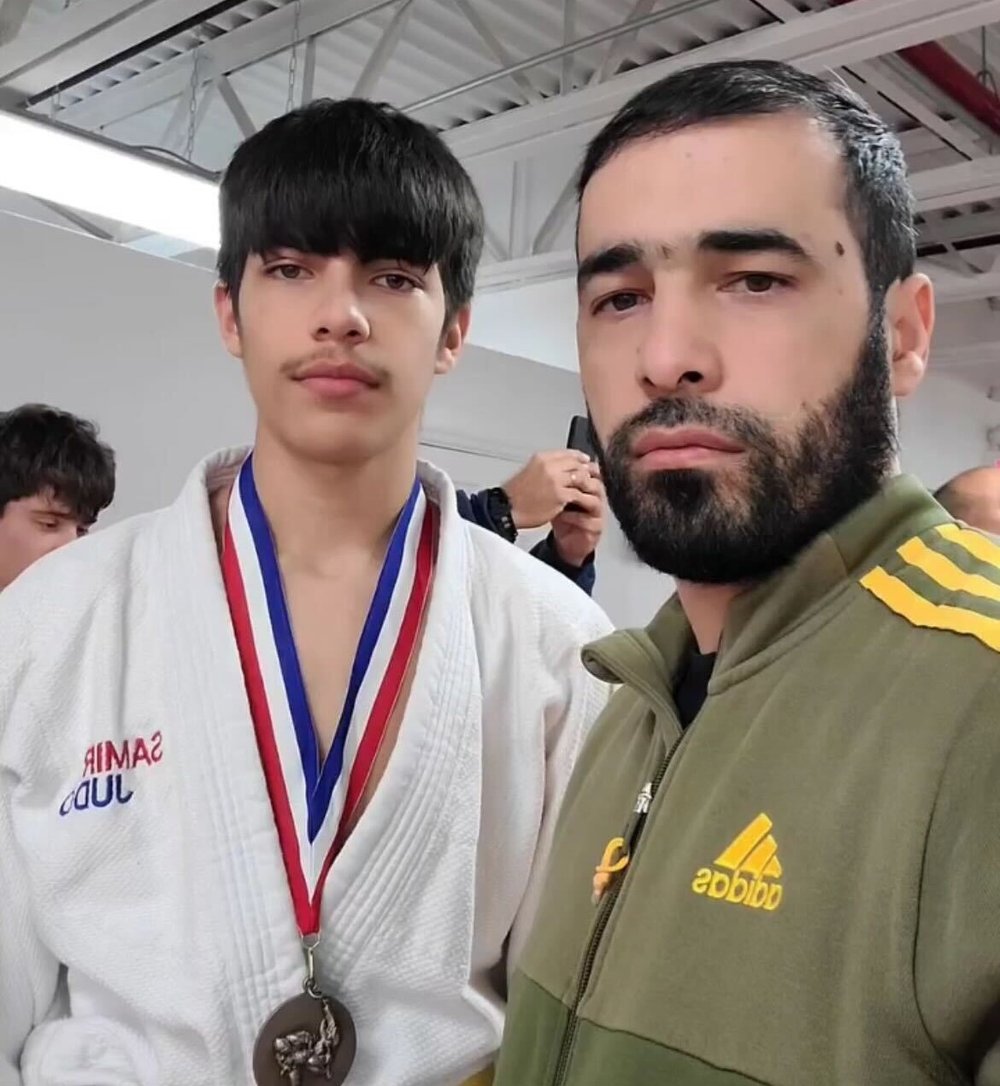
left=240, top=429, right=420, bottom=575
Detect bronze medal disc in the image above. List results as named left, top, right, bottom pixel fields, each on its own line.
left=253, top=992, right=357, bottom=1085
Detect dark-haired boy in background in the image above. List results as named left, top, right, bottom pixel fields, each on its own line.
left=0, top=403, right=115, bottom=591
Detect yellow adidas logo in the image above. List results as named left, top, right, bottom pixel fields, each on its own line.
left=692, top=813, right=783, bottom=912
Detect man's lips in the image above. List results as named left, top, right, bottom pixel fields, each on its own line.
left=632, top=427, right=745, bottom=470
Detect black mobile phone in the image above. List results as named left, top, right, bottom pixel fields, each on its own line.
left=565, top=415, right=596, bottom=513
left=566, top=415, right=596, bottom=461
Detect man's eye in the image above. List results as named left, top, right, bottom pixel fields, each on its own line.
left=595, top=292, right=642, bottom=314
left=728, top=273, right=790, bottom=294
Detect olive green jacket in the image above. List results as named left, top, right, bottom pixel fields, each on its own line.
left=496, top=476, right=1000, bottom=1086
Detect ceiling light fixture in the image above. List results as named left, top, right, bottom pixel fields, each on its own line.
left=0, top=109, right=220, bottom=250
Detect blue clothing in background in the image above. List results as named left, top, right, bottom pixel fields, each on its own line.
left=455, top=488, right=596, bottom=596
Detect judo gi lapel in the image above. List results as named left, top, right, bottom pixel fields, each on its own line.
left=152, top=450, right=479, bottom=1037
left=154, top=447, right=303, bottom=1060
left=305, top=459, right=480, bottom=979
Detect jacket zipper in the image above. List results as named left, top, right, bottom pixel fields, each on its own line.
left=551, top=729, right=686, bottom=1086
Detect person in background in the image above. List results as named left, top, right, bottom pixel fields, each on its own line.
left=0, top=403, right=115, bottom=591
left=0, top=98, right=611, bottom=1085
left=933, top=464, right=1000, bottom=533
left=497, top=59, right=1000, bottom=1086
left=457, top=450, right=604, bottom=594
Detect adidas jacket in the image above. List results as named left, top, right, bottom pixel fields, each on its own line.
left=495, top=475, right=1000, bottom=1086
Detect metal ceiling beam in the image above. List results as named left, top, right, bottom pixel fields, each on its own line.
left=477, top=155, right=1000, bottom=292
left=742, top=0, right=989, bottom=158
left=588, top=0, right=658, bottom=88
left=931, top=341, right=1000, bottom=368
left=157, top=75, right=216, bottom=156
left=32, top=196, right=115, bottom=241
left=300, top=34, right=317, bottom=106
left=405, top=0, right=719, bottom=115
left=508, top=159, right=532, bottom=259
left=751, top=0, right=985, bottom=158
left=452, top=0, right=541, bottom=104
left=476, top=250, right=575, bottom=292
left=846, top=59, right=984, bottom=160
left=217, top=73, right=255, bottom=137
left=0, top=2, right=232, bottom=96
left=561, top=0, right=576, bottom=94
left=746, top=0, right=797, bottom=17
left=932, top=268, right=1000, bottom=303
left=444, top=0, right=1000, bottom=165
left=352, top=0, right=416, bottom=99
left=0, top=0, right=35, bottom=48
left=919, top=210, right=1000, bottom=248
left=51, top=0, right=399, bottom=130
left=482, top=220, right=509, bottom=263
left=532, top=174, right=578, bottom=254
left=910, top=156, right=1000, bottom=211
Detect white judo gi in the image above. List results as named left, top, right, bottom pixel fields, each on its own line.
left=0, top=448, right=612, bottom=1086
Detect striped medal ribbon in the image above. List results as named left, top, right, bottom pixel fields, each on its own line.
left=221, top=452, right=437, bottom=1086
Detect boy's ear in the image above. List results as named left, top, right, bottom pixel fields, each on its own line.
left=436, top=305, right=471, bottom=375
left=214, top=282, right=243, bottom=359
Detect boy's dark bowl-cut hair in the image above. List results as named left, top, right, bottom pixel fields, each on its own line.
left=217, top=98, right=485, bottom=321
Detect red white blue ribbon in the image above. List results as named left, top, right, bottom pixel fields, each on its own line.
left=222, top=452, right=437, bottom=935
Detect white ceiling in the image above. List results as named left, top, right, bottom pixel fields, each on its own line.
left=3, top=0, right=1000, bottom=387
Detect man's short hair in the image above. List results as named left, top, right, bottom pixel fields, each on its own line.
left=216, top=98, right=485, bottom=321
left=0, top=404, right=116, bottom=523
left=577, top=59, right=916, bottom=299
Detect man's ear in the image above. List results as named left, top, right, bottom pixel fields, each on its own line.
left=435, top=304, right=471, bottom=375
left=886, top=273, right=934, bottom=399
left=214, top=282, right=243, bottom=360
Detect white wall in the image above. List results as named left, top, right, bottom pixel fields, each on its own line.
left=0, top=209, right=579, bottom=518
left=898, top=371, right=996, bottom=488
left=470, top=277, right=578, bottom=371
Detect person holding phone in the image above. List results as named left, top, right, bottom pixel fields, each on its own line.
left=455, top=447, right=604, bottom=594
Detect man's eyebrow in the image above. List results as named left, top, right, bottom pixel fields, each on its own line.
left=696, top=228, right=815, bottom=263
left=577, top=242, right=645, bottom=292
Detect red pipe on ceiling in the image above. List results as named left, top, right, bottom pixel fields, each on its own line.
left=826, top=0, right=1000, bottom=137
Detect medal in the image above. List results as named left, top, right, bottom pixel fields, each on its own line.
left=252, top=940, right=357, bottom=1085
left=223, top=453, right=437, bottom=1083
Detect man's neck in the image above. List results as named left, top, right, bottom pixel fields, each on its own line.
left=249, top=430, right=418, bottom=576
left=675, top=581, right=744, bottom=654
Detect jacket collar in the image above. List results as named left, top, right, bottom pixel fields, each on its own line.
left=585, top=474, right=949, bottom=700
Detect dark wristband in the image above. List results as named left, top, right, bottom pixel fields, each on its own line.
left=485, top=487, right=518, bottom=542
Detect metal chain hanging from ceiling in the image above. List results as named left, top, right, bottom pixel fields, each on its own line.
left=975, top=28, right=999, bottom=153
left=184, top=32, right=202, bottom=163
left=286, top=0, right=302, bottom=115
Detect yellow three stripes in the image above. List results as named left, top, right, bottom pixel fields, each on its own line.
left=861, top=523, right=1000, bottom=653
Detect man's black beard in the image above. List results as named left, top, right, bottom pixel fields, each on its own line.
left=596, top=321, right=897, bottom=584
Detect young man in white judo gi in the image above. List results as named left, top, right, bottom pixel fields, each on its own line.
left=0, top=99, right=612, bottom=1086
